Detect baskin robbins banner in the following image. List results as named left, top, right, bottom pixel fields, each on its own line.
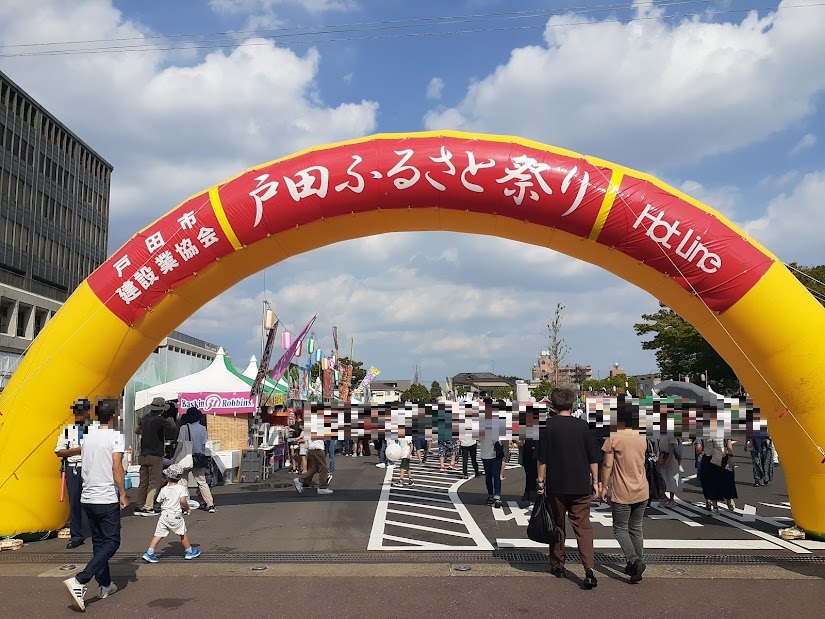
left=178, top=391, right=256, bottom=415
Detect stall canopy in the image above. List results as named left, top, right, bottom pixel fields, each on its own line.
left=240, top=356, right=289, bottom=396
left=134, top=348, right=285, bottom=410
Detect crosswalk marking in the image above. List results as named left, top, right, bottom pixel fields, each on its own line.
left=368, top=457, right=494, bottom=550
left=386, top=508, right=465, bottom=524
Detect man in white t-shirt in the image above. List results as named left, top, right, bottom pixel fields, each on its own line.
left=63, top=398, right=128, bottom=612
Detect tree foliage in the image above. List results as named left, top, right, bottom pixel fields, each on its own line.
left=633, top=303, right=737, bottom=392
left=530, top=379, right=554, bottom=400
left=581, top=375, right=637, bottom=394
left=492, top=386, right=513, bottom=400
left=309, top=356, right=366, bottom=387
left=401, top=383, right=431, bottom=404
left=788, top=263, right=825, bottom=308
left=429, top=381, right=442, bottom=400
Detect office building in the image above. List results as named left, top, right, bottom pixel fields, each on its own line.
left=531, top=352, right=592, bottom=386
left=0, top=69, right=112, bottom=388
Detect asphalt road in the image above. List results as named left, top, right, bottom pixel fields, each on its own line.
left=7, top=445, right=822, bottom=559
left=1, top=567, right=824, bottom=619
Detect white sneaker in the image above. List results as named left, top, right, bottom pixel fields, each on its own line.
left=293, top=478, right=303, bottom=493
left=63, top=577, right=87, bottom=611
left=317, top=487, right=333, bottom=495
left=99, top=582, right=118, bottom=599
left=376, top=463, right=386, bottom=468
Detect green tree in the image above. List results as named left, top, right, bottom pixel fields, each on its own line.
left=633, top=303, right=737, bottom=392
left=492, top=386, right=513, bottom=400
left=310, top=356, right=366, bottom=389
left=530, top=379, right=554, bottom=400
left=788, top=263, right=825, bottom=307
left=581, top=375, right=637, bottom=394
left=429, top=380, right=442, bottom=400
left=401, top=383, right=431, bottom=404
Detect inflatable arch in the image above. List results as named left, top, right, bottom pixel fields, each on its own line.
left=1, top=131, right=824, bottom=538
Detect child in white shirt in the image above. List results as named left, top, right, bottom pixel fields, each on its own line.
left=141, top=464, right=201, bottom=562
left=392, top=435, right=414, bottom=487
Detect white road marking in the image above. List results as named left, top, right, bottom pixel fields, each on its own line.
left=759, top=501, right=793, bottom=510
left=369, top=459, right=493, bottom=550
left=496, top=538, right=780, bottom=550
left=491, top=501, right=531, bottom=526
left=386, top=508, right=465, bottom=524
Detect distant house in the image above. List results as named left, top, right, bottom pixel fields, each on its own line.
left=451, top=372, right=515, bottom=397
left=370, top=379, right=413, bottom=404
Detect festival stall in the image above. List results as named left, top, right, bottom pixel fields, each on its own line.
left=134, top=347, right=288, bottom=483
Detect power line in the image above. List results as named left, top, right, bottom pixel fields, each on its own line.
left=0, top=1, right=722, bottom=49
left=1, top=2, right=821, bottom=58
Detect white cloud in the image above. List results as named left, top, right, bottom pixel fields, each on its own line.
left=179, top=232, right=661, bottom=381
left=424, top=2, right=825, bottom=172
left=677, top=180, right=741, bottom=219
left=0, top=0, right=378, bottom=252
left=789, top=133, right=817, bottom=155
left=743, top=170, right=825, bottom=265
left=426, top=77, right=444, bottom=100
left=209, top=0, right=357, bottom=15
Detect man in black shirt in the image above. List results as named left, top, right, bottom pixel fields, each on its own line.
left=134, top=397, right=176, bottom=516
left=537, top=388, right=602, bottom=589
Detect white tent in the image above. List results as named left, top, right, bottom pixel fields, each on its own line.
left=240, top=355, right=289, bottom=397
left=135, top=348, right=262, bottom=410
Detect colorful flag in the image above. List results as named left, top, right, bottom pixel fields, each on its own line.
left=354, top=366, right=380, bottom=395
left=269, top=315, right=316, bottom=383
left=251, top=320, right=278, bottom=399
left=332, top=326, right=339, bottom=357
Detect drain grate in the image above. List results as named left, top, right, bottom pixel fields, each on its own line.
left=2, top=551, right=824, bottom=565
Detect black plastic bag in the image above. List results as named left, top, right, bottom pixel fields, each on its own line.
left=527, top=493, right=559, bottom=545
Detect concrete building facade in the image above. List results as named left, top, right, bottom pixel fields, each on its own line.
left=0, top=69, right=112, bottom=388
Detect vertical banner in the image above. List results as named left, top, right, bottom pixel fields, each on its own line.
left=323, top=368, right=333, bottom=401
left=339, top=364, right=352, bottom=402
left=353, top=366, right=381, bottom=397
left=332, top=326, right=339, bottom=358
left=251, top=320, right=278, bottom=399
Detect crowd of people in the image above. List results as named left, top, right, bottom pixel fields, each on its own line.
left=54, top=388, right=780, bottom=609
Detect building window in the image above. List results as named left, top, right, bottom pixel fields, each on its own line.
left=16, top=303, right=32, bottom=338
left=33, top=308, right=49, bottom=338
left=0, top=298, right=14, bottom=335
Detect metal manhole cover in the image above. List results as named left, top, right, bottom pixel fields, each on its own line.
left=453, top=565, right=471, bottom=572
left=666, top=567, right=686, bottom=574
left=251, top=565, right=267, bottom=571
left=59, top=564, right=76, bottom=571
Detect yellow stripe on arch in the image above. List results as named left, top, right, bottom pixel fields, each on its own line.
left=588, top=168, right=623, bottom=241
left=209, top=186, right=243, bottom=251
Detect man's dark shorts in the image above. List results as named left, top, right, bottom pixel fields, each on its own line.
left=400, top=458, right=410, bottom=471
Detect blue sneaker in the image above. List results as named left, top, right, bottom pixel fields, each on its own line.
left=142, top=552, right=159, bottom=563
left=184, top=548, right=201, bottom=560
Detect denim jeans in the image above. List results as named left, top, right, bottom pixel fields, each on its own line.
left=611, top=500, right=646, bottom=564
left=343, top=438, right=354, bottom=455
left=482, top=457, right=503, bottom=497
left=379, top=440, right=387, bottom=464
left=327, top=439, right=337, bottom=473
left=76, top=503, right=121, bottom=587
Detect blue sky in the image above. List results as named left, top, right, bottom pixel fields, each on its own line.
left=1, top=0, right=823, bottom=385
